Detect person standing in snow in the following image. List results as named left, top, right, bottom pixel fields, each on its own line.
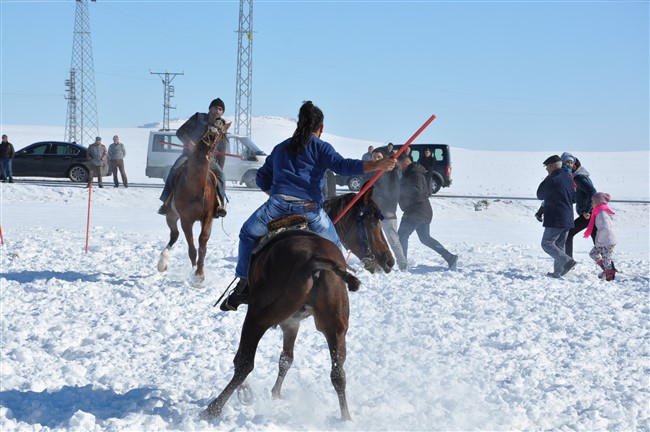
left=561, top=152, right=597, bottom=258
left=0, top=134, right=15, bottom=183
left=220, top=100, right=397, bottom=311
left=536, top=155, right=576, bottom=278
left=396, top=153, right=458, bottom=270
left=586, top=192, right=618, bottom=281
left=108, top=135, right=129, bottom=188
left=368, top=148, right=408, bottom=271
left=361, top=145, right=374, bottom=161
left=86, top=136, right=107, bottom=188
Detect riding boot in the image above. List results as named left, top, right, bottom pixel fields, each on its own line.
left=220, top=279, right=249, bottom=311
left=213, top=190, right=227, bottom=218
left=158, top=194, right=173, bottom=215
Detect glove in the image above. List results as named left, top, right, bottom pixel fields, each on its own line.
left=534, top=206, right=544, bottom=223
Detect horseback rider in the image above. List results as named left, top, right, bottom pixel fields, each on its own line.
left=158, top=98, right=228, bottom=217
left=220, top=100, right=397, bottom=311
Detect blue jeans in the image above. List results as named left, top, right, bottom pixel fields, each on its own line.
left=235, top=195, right=342, bottom=278
left=398, top=220, right=452, bottom=263
left=541, top=227, right=571, bottom=275
left=0, top=158, right=12, bottom=179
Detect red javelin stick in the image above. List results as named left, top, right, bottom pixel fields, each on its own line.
left=0, top=224, right=4, bottom=246
left=159, top=141, right=243, bottom=159
left=332, top=114, right=437, bottom=225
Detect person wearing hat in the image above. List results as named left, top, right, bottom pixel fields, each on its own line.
left=585, top=192, right=618, bottom=281
left=86, top=136, right=108, bottom=188
left=560, top=152, right=598, bottom=258
left=158, top=98, right=228, bottom=218
left=108, top=135, right=129, bottom=188
left=536, top=155, right=576, bottom=278
left=0, top=134, right=15, bottom=183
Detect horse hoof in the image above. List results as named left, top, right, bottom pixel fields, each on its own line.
left=189, top=270, right=205, bottom=288
left=157, top=250, right=170, bottom=273
left=199, top=407, right=219, bottom=421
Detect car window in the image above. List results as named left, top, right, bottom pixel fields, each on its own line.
left=153, top=134, right=183, bottom=153
left=53, top=144, right=79, bottom=156
left=24, top=144, right=49, bottom=155
left=433, top=148, right=444, bottom=161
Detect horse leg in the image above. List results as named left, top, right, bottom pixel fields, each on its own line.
left=203, top=317, right=270, bottom=419
left=271, top=319, right=301, bottom=399
left=180, top=219, right=197, bottom=268
left=195, top=217, right=213, bottom=281
left=157, top=213, right=180, bottom=272
left=313, top=277, right=352, bottom=421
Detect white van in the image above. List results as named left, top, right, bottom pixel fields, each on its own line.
left=145, top=130, right=267, bottom=187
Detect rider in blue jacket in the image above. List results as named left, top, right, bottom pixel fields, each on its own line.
left=221, top=101, right=397, bottom=311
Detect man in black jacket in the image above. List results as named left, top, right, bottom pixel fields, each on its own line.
left=536, top=155, right=576, bottom=278
left=397, top=153, right=458, bottom=270
left=0, top=134, right=15, bottom=183
left=158, top=98, right=228, bottom=217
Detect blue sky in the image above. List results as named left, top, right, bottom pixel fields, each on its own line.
left=1, top=0, right=648, bottom=151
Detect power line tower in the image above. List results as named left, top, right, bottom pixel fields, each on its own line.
left=234, top=0, right=254, bottom=138
left=150, top=70, right=183, bottom=131
left=65, top=0, right=99, bottom=145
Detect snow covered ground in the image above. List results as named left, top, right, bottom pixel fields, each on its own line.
left=0, top=119, right=648, bottom=431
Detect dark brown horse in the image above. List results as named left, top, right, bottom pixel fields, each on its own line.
left=203, top=192, right=393, bottom=422
left=157, top=119, right=230, bottom=285
left=324, top=188, right=395, bottom=273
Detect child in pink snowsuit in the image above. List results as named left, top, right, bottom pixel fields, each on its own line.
left=585, top=192, right=618, bottom=281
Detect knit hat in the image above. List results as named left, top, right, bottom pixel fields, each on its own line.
left=95, top=136, right=102, bottom=141
left=592, top=192, right=611, bottom=206
left=543, top=155, right=561, bottom=165
left=209, top=98, right=225, bottom=112
left=561, top=152, right=576, bottom=164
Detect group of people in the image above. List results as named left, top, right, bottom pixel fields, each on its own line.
left=86, top=135, right=129, bottom=188
left=536, top=153, right=617, bottom=281
left=218, top=101, right=458, bottom=311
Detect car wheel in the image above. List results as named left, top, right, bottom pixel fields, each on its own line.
left=242, top=170, right=257, bottom=188
left=347, top=176, right=362, bottom=191
left=430, top=172, right=443, bottom=195
left=68, top=165, right=89, bottom=183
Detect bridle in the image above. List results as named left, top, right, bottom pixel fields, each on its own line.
left=339, top=200, right=384, bottom=267
left=200, top=119, right=228, bottom=154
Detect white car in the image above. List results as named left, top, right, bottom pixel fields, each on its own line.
left=145, top=130, right=266, bottom=187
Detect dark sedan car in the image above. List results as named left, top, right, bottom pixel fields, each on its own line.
left=13, top=141, right=98, bottom=183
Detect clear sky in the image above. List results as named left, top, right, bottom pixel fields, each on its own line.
left=1, top=0, right=648, bottom=151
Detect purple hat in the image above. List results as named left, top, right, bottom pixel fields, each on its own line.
left=592, top=192, right=611, bottom=205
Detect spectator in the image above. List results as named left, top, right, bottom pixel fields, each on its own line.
left=361, top=145, right=374, bottom=161
left=586, top=192, right=618, bottom=281
left=108, top=135, right=129, bottom=188
left=86, top=136, right=107, bottom=188
left=0, top=134, right=15, bottom=183
left=561, top=152, right=597, bottom=257
left=370, top=148, right=408, bottom=271
left=536, top=155, right=576, bottom=278
left=418, top=147, right=435, bottom=191
left=385, top=142, right=395, bottom=155
left=396, top=153, right=458, bottom=270
left=158, top=98, right=228, bottom=218
left=404, top=146, right=414, bottom=162
left=220, top=101, right=397, bottom=311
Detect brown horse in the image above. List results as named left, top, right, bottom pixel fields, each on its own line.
left=203, top=192, right=393, bottom=422
left=157, top=119, right=230, bottom=285
left=324, top=188, right=395, bottom=274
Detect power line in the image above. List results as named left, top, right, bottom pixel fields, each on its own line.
left=150, top=70, right=184, bottom=131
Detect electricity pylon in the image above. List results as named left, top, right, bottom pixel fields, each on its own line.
left=150, top=71, right=184, bottom=131
left=64, top=0, right=99, bottom=145
left=234, top=0, right=254, bottom=138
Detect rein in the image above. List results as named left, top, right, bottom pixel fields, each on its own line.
left=337, top=199, right=384, bottom=265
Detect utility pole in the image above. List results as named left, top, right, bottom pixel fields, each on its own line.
left=150, top=70, right=183, bottom=131
left=234, top=0, right=254, bottom=138
left=65, top=0, right=99, bottom=145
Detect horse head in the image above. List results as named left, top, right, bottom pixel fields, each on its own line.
left=325, top=188, right=395, bottom=274
left=199, top=118, right=231, bottom=156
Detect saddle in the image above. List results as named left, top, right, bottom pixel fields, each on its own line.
left=251, top=215, right=309, bottom=255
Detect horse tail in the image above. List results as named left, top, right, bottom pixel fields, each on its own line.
left=310, top=257, right=361, bottom=292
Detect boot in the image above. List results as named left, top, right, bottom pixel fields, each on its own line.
left=596, top=260, right=606, bottom=279
left=604, top=269, right=616, bottom=281
left=534, top=206, right=544, bottom=222
left=158, top=203, right=170, bottom=215
left=446, top=254, right=458, bottom=270
left=220, top=279, right=249, bottom=311
left=214, top=204, right=227, bottom=218
left=8, top=177, right=13, bottom=183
